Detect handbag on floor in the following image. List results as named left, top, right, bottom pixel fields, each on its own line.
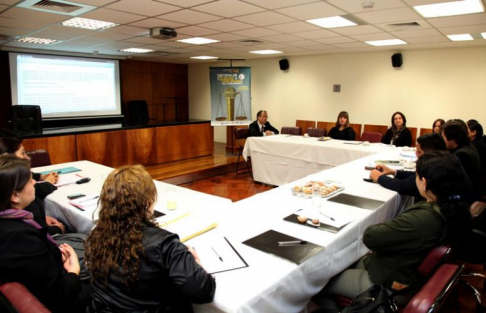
left=341, top=285, right=398, bottom=313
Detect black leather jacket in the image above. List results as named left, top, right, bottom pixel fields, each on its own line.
left=90, top=225, right=216, bottom=313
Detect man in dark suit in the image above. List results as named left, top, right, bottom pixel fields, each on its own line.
left=248, top=110, right=279, bottom=137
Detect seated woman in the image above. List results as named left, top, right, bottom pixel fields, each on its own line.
left=85, top=165, right=216, bottom=312
left=328, top=111, right=356, bottom=140
left=381, top=112, right=412, bottom=147
left=0, top=137, right=65, bottom=234
left=0, top=155, right=88, bottom=312
left=314, top=151, right=472, bottom=310
left=433, top=118, right=445, bottom=135
left=467, top=119, right=486, bottom=196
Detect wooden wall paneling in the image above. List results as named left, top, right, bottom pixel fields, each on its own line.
left=121, top=72, right=153, bottom=120
left=22, top=135, right=76, bottom=165
left=349, top=123, right=362, bottom=140
left=0, top=51, right=11, bottom=129
left=409, top=127, right=417, bottom=147
left=76, top=131, right=128, bottom=168
left=152, top=73, right=176, bottom=121
left=420, top=128, right=433, bottom=136
left=126, top=128, right=157, bottom=165
left=156, top=124, right=213, bottom=163
left=120, top=60, right=152, bottom=73
left=317, top=121, right=334, bottom=133
left=363, top=124, right=389, bottom=135
left=296, top=120, right=316, bottom=134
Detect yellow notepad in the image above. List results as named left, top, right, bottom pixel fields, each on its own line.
left=159, top=213, right=218, bottom=242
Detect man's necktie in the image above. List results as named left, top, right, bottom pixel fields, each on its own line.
left=261, top=125, right=264, bottom=133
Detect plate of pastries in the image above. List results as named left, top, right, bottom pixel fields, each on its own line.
left=291, top=180, right=344, bottom=198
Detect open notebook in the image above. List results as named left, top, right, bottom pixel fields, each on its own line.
left=157, top=212, right=217, bottom=242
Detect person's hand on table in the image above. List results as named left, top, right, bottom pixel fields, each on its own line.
left=59, top=243, right=80, bottom=275
left=46, top=216, right=66, bottom=233
left=41, top=172, right=59, bottom=184
left=375, top=164, right=396, bottom=176
left=264, top=130, right=274, bottom=136
left=370, top=169, right=384, bottom=182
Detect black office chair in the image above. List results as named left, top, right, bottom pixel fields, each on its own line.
left=128, top=100, right=149, bottom=124
left=11, top=105, right=42, bottom=134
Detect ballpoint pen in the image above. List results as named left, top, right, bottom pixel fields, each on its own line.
left=79, top=195, right=99, bottom=203
left=278, top=240, right=307, bottom=246
left=211, top=247, right=223, bottom=262
left=319, top=212, right=335, bottom=221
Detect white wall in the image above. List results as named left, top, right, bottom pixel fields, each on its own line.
left=189, top=46, right=486, bottom=143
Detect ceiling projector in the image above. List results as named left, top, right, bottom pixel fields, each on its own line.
left=150, top=27, right=177, bottom=39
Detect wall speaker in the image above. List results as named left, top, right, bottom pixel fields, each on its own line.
left=279, top=59, right=289, bottom=71
left=392, top=53, right=403, bottom=68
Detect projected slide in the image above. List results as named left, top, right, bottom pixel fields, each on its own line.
left=10, top=53, right=122, bottom=119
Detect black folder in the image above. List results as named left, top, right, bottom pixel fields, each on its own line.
left=242, top=230, right=324, bottom=264
left=327, top=193, right=385, bottom=211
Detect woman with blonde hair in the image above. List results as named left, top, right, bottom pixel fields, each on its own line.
left=328, top=111, right=356, bottom=140
left=85, top=165, right=215, bottom=312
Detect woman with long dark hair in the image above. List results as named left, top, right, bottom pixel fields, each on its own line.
left=433, top=118, right=445, bottom=135
left=381, top=111, right=412, bottom=147
left=85, top=165, right=215, bottom=312
left=0, top=155, right=88, bottom=312
left=314, top=151, right=471, bottom=310
left=328, top=111, right=356, bottom=140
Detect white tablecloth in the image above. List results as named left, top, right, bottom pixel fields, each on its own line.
left=194, top=149, right=412, bottom=313
left=242, top=135, right=395, bottom=186
left=33, top=161, right=233, bottom=234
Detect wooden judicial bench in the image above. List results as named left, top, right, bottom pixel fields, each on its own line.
left=21, top=120, right=213, bottom=168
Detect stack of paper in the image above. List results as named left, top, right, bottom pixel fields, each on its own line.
left=157, top=212, right=217, bottom=242
left=70, top=194, right=99, bottom=210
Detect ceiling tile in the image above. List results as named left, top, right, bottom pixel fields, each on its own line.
left=0, top=25, right=31, bottom=36
left=259, top=33, right=305, bottom=43
left=192, top=0, right=265, bottom=18
left=402, top=0, right=458, bottom=5
left=176, top=25, right=220, bottom=36
left=234, top=11, right=297, bottom=26
left=327, top=0, right=406, bottom=14
left=331, top=25, right=384, bottom=36
left=157, top=9, right=221, bottom=24
left=128, top=18, right=186, bottom=29
left=209, top=32, right=248, bottom=41
left=241, top=0, right=318, bottom=10
left=232, top=27, right=281, bottom=37
left=90, top=32, right=134, bottom=40
left=0, top=0, right=21, bottom=5
left=438, top=24, right=486, bottom=35
left=106, top=0, right=181, bottom=17
left=29, top=31, right=75, bottom=40
left=0, top=4, right=7, bottom=11
left=355, top=7, right=422, bottom=24
left=199, top=19, right=254, bottom=32
left=294, top=29, right=340, bottom=39
left=69, top=36, right=112, bottom=44
left=209, top=41, right=244, bottom=48
left=390, top=28, right=441, bottom=38
left=105, top=25, right=149, bottom=36
left=66, top=0, right=118, bottom=6
left=405, top=35, right=448, bottom=43
left=123, top=36, right=165, bottom=44
left=332, top=42, right=369, bottom=49
left=81, top=8, right=146, bottom=24
left=155, top=0, right=214, bottom=8
left=276, top=2, right=345, bottom=20
left=427, top=13, right=486, bottom=28
left=315, top=36, right=357, bottom=44
left=266, top=21, right=320, bottom=33
left=43, top=25, right=95, bottom=35
left=350, top=33, right=400, bottom=41
left=303, top=44, right=336, bottom=50
left=284, top=39, right=322, bottom=47
left=0, top=16, right=47, bottom=30
left=1, top=7, right=69, bottom=23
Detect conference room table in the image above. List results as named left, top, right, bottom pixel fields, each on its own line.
left=34, top=148, right=412, bottom=313
left=242, top=135, right=396, bottom=186
left=34, top=161, right=232, bottom=234
left=193, top=148, right=412, bottom=313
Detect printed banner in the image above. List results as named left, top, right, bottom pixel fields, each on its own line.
left=210, top=67, right=252, bottom=126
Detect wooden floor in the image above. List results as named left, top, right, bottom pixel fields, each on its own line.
left=147, top=143, right=484, bottom=312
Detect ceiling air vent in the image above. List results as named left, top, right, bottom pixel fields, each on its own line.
left=239, top=39, right=264, bottom=44
left=385, top=22, right=422, bottom=31
left=17, top=0, right=95, bottom=16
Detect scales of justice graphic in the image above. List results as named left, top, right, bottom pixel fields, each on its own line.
left=215, top=87, right=247, bottom=121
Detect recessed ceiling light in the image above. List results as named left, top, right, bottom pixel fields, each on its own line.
left=365, top=39, right=407, bottom=46
left=177, top=37, right=220, bottom=45
left=120, top=48, right=155, bottom=53
left=249, top=50, right=283, bottom=55
left=481, top=32, right=486, bottom=39
left=307, top=16, right=357, bottom=29
left=447, top=34, right=474, bottom=41
left=414, top=0, right=484, bottom=18
left=191, top=56, right=218, bottom=60
left=60, top=17, right=118, bottom=30
left=16, top=37, right=58, bottom=45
